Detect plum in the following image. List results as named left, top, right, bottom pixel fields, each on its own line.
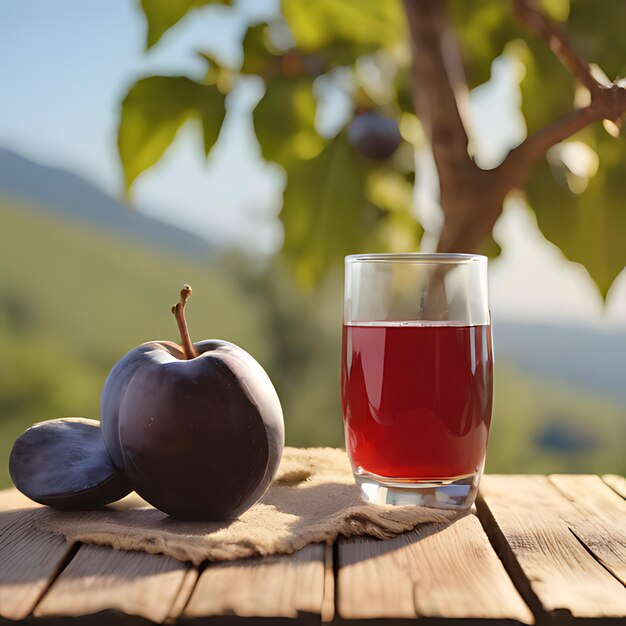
left=348, top=112, right=402, bottom=160
left=100, top=286, right=284, bottom=520
left=9, top=418, right=131, bottom=509
left=100, top=340, right=183, bottom=469
left=9, top=285, right=284, bottom=521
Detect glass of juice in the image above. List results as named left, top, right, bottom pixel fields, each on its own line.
left=341, top=253, right=493, bottom=510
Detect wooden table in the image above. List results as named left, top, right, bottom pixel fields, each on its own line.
left=0, top=474, right=624, bottom=625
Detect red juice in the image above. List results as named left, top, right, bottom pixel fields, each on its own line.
left=341, top=322, right=493, bottom=480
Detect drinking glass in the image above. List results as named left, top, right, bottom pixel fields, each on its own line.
left=341, top=253, right=493, bottom=509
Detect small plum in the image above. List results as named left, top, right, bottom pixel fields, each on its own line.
left=9, top=418, right=131, bottom=509
left=348, top=112, right=402, bottom=161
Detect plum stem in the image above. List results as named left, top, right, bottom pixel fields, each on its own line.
left=171, top=285, right=199, bottom=360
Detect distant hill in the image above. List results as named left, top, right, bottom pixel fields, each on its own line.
left=494, top=321, right=626, bottom=405
left=0, top=148, right=213, bottom=259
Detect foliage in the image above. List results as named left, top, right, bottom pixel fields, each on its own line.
left=118, top=0, right=624, bottom=294
left=252, top=76, right=323, bottom=168
left=281, top=133, right=368, bottom=287
left=119, top=76, right=226, bottom=192
left=451, top=0, right=626, bottom=294
left=512, top=1, right=626, bottom=294
left=140, top=0, right=230, bottom=49
left=282, top=0, right=405, bottom=52
left=527, top=126, right=626, bottom=295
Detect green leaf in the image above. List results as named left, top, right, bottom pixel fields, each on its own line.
left=118, top=76, right=226, bottom=192
left=477, top=233, right=502, bottom=259
left=449, top=0, right=522, bottom=88
left=540, top=0, right=570, bottom=22
left=527, top=127, right=626, bottom=296
left=241, top=24, right=276, bottom=75
left=374, top=209, right=423, bottom=254
left=511, top=38, right=576, bottom=135
left=281, top=0, right=405, bottom=53
left=366, top=169, right=413, bottom=214
left=199, top=87, right=226, bottom=157
left=364, top=167, right=422, bottom=252
left=281, top=133, right=371, bottom=287
left=502, top=1, right=624, bottom=136
left=253, top=77, right=323, bottom=168
left=567, top=0, right=626, bottom=81
left=140, top=0, right=230, bottom=50
left=196, top=50, right=226, bottom=84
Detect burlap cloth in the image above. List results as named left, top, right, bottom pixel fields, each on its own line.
left=33, top=447, right=456, bottom=564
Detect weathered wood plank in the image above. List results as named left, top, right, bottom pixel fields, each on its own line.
left=0, top=488, right=77, bottom=620
left=549, top=474, right=626, bottom=585
left=338, top=514, right=533, bottom=622
left=183, top=543, right=327, bottom=619
left=339, top=533, right=415, bottom=620
left=169, top=566, right=201, bottom=621
left=34, top=543, right=195, bottom=623
left=603, top=474, right=626, bottom=499
left=321, top=544, right=334, bottom=623
left=478, top=475, right=626, bottom=619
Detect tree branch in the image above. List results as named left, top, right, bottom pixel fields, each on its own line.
left=502, top=0, right=626, bottom=185
left=403, top=0, right=486, bottom=254
left=403, top=0, right=478, bottom=189
left=496, top=92, right=626, bottom=188
left=402, top=0, right=625, bottom=256
left=511, top=0, right=601, bottom=94
left=501, top=107, right=594, bottom=182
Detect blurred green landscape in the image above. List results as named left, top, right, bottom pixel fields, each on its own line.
left=1, top=188, right=624, bottom=488
left=0, top=193, right=346, bottom=487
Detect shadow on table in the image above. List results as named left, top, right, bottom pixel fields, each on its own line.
left=0, top=506, right=188, bottom=585
left=0, top=479, right=467, bottom=585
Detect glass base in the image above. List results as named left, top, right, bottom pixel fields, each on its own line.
left=354, top=468, right=481, bottom=510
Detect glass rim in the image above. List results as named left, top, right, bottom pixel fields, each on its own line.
left=345, top=253, right=486, bottom=265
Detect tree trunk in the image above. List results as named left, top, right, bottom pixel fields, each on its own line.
left=401, top=0, right=626, bottom=255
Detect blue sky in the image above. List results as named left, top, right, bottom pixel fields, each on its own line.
left=1, top=0, right=624, bottom=325
left=1, top=0, right=145, bottom=191
left=0, top=0, right=283, bottom=251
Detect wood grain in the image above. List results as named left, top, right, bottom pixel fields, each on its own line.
left=603, top=474, right=626, bottom=499
left=321, top=544, right=335, bottom=623
left=34, top=543, right=195, bottom=623
left=478, top=475, right=626, bottom=619
left=183, top=543, right=327, bottom=619
left=0, top=489, right=77, bottom=620
left=3, top=476, right=626, bottom=624
left=549, top=474, right=626, bottom=584
left=338, top=532, right=416, bottom=619
left=337, top=514, right=533, bottom=622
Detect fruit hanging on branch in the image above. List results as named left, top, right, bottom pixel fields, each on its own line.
left=10, top=285, right=285, bottom=521
left=347, top=111, right=402, bottom=161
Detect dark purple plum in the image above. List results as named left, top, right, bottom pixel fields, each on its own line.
left=348, top=112, right=402, bottom=160
left=9, top=418, right=131, bottom=509
left=100, top=286, right=284, bottom=521
left=101, top=340, right=183, bottom=468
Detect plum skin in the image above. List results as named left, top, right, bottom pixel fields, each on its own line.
left=101, top=339, right=284, bottom=521
left=9, top=418, right=131, bottom=510
left=100, top=340, right=183, bottom=469
left=347, top=112, right=402, bottom=161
